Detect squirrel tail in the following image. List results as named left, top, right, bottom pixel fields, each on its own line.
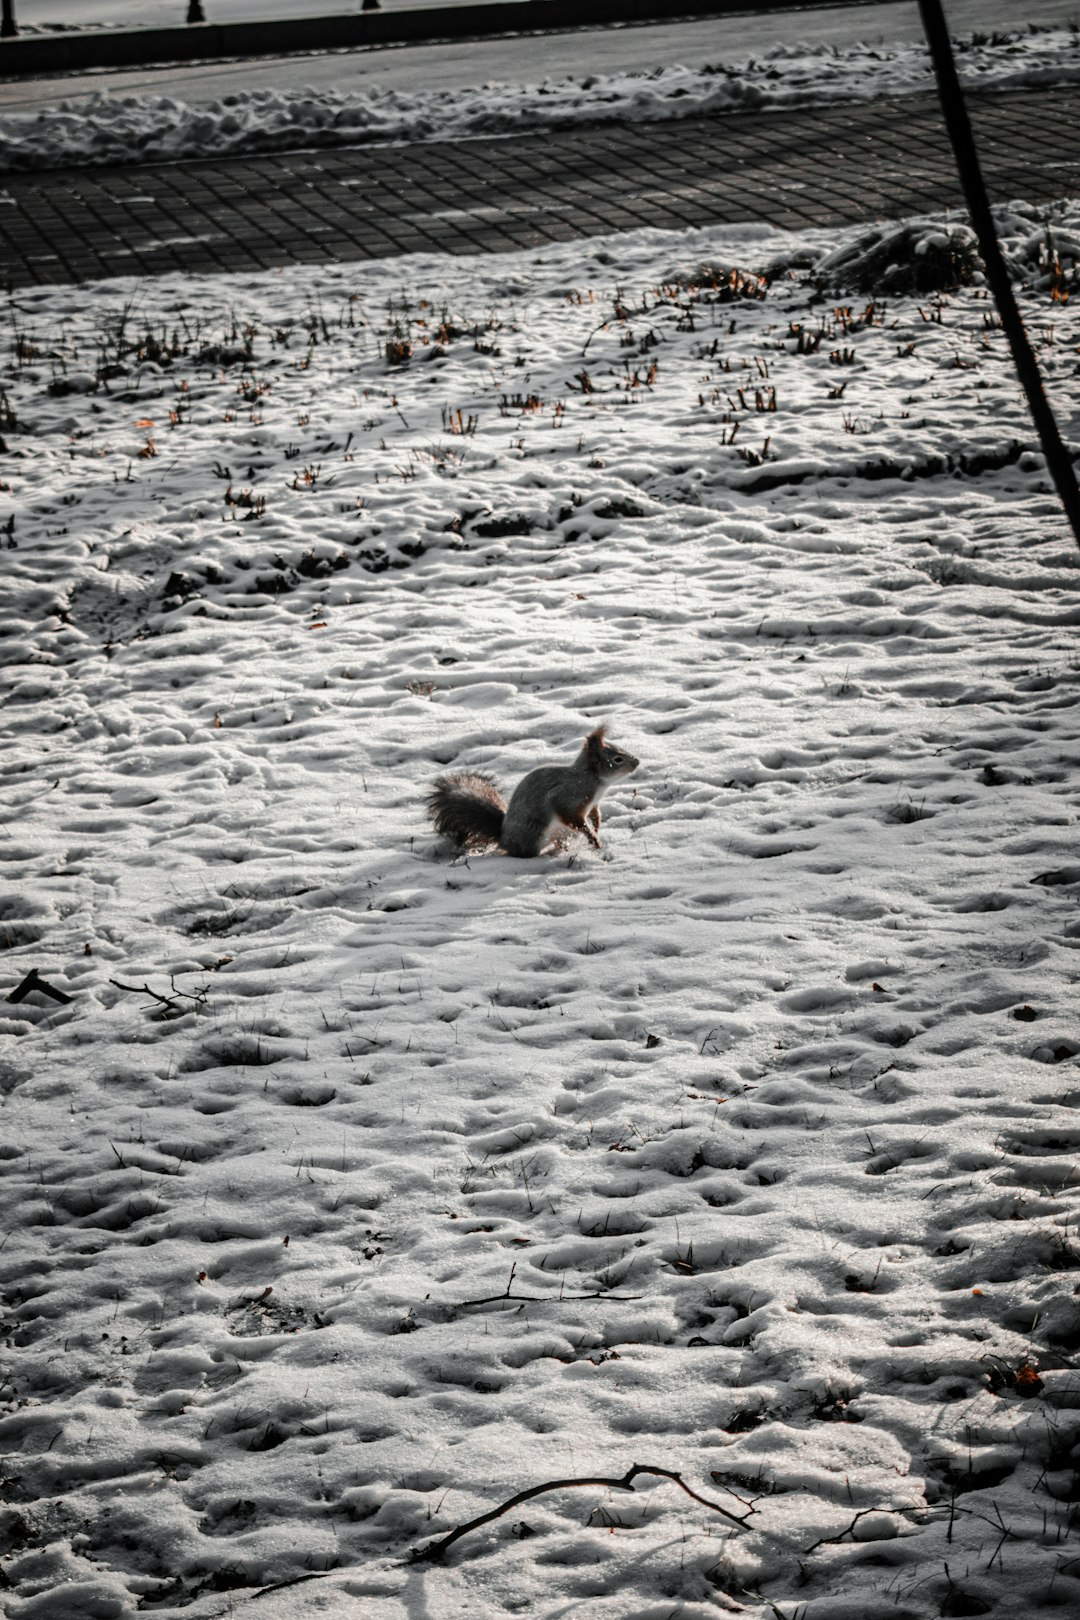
left=426, top=771, right=507, bottom=850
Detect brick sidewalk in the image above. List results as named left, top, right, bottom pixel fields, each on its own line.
left=3, top=85, right=1079, bottom=287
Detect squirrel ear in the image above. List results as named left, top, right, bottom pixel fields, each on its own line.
left=586, top=724, right=606, bottom=746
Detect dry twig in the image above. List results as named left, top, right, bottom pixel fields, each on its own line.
left=109, top=976, right=208, bottom=1014
left=454, top=1288, right=641, bottom=1309
left=449, top=1262, right=640, bottom=1310
left=412, top=1462, right=754, bottom=1563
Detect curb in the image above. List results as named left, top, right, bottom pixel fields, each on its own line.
left=0, top=0, right=877, bottom=78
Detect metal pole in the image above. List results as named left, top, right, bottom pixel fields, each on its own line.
left=918, top=0, right=1080, bottom=550
left=1, top=0, right=18, bottom=41
left=186, top=0, right=206, bottom=22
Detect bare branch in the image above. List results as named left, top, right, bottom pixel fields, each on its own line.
left=581, top=318, right=611, bottom=359
left=202, top=1570, right=338, bottom=1616
left=7, top=968, right=71, bottom=1006
left=453, top=1290, right=642, bottom=1309
left=109, top=976, right=208, bottom=1014
left=449, top=1259, right=640, bottom=1310
left=110, top=977, right=181, bottom=1011
left=800, top=1504, right=927, bottom=1557
left=412, top=1462, right=754, bottom=1563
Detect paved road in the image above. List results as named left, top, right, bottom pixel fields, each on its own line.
left=3, top=1, right=1077, bottom=108
left=2, top=84, right=1078, bottom=287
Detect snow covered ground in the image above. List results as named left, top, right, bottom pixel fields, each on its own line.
left=3, top=20, right=1080, bottom=170
left=2, top=198, right=1080, bottom=1618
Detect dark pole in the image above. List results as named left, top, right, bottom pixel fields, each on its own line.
left=917, top=0, right=1080, bottom=550
left=1, top=0, right=18, bottom=40
left=186, top=0, right=206, bottom=22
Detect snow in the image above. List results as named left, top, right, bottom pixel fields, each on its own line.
left=2, top=196, right=1080, bottom=1617
left=3, top=23, right=1080, bottom=171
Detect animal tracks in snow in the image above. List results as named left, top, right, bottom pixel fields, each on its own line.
left=2, top=213, right=1080, bottom=1618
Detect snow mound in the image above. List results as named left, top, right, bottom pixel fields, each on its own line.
left=2, top=25, right=1080, bottom=171
left=816, top=219, right=983, bottom=294
left=814, top=204, right=1080, bottom=295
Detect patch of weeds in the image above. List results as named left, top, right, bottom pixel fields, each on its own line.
left=224, top=485, right=266, bottom=520
left=385, top=334, right=413, bottom=366
left=469, top=512, right=534, bottom=538
left=592, top=496, right=646, bottom=520
left=817, top=220, right=981, bottom=295
left=228, top=1296, right=330, bottom=1339
left=678, top=264, right=769, bottom=302
left=735, top=436, right=774, bottom=468
left=807, top=1388, right=863, bottom=1423
left=721, top=1408, right=768, bottom=1434
left=885, top=797, right=933, bottom=824
left=184, top=904, right=256, bottom=938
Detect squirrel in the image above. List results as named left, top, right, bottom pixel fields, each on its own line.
left=426, top=726, right=639, bottom=857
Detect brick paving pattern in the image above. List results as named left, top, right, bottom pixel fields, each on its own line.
left=1, top=85, right=1077, bottom=287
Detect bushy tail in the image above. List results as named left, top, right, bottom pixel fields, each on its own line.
left=426, top=771, right=506, bottom=850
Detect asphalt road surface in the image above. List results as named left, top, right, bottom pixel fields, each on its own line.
left=2, top=1, right=1078, bottom=115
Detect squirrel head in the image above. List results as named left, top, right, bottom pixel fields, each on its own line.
left=584, top=726, right=639, bottom=779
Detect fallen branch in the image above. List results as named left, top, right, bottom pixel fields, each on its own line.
left=110, top=977, right=180, bottom=1011
left=109, top=976, right=208, bottom=1014
left=202, top=1569, right=339, bottom=1616
left=411, top=1463, right=754, bottom=1563
left=7, top=968, right=71, bottom=1005
left=450, top=1259, right=640, bottom=1311
left=800, top=1503, right=928, bottom=1557
left=454, top=1289, right=642, bottom=1309
left=198, top=1465, right=755, bottom=1613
